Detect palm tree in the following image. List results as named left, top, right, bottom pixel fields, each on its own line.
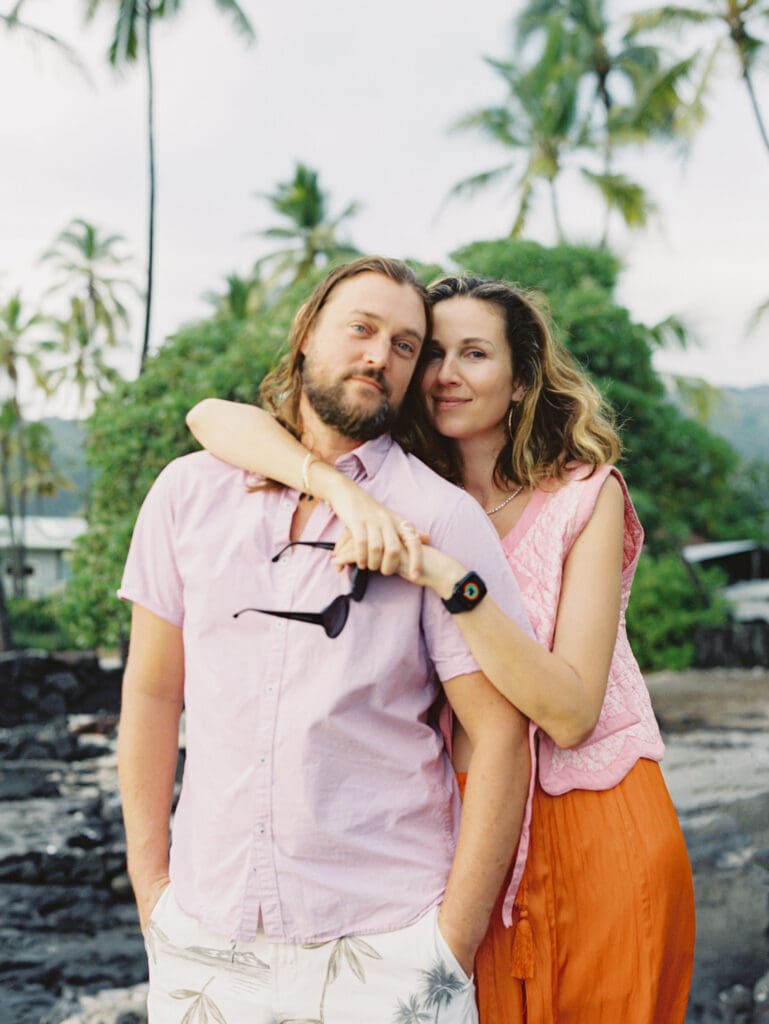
left=41, top=218, right=136, bottom=409
left=256, top=163, right=362, bottom=285
left=203, top=271, right=265, bottom=323
left=1, top=0, right=87, bottom=74
left=451, top=11, right=702, bottom=241
left=450, top=22, right=586, bottom=239
left=84, top=0, right=255, bottom=371
left=419, top=961, right=464, bottom=1023
left=393, top=995, right=431, bottom=1024
left=630, top=0, right=769, bottom=158
left=0, top=293, right=48, bottom=609
left=516, top=0, right=704, bottom=241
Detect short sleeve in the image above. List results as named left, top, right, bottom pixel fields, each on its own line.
left=117, top=461, right=185, bottom=627
left=422, top=493, right=534, bottom=683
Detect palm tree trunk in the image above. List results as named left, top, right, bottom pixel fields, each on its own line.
left=140, top=10, right=156, bottom=372
left=1, top=417, right=24, bottom=599
left=550, top=180, right=565, bottom=241
left=0, top=570, right=13, bottom=652
left=599, top=87, right=613, bottom=246
left=742, top=67, right=769, bottom=159
left=14, top=416, right=28, bottom=598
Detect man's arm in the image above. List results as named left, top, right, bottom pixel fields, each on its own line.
left=438, top=671, right=530, bottom=975
left=118, top=603, right=185, bottom=932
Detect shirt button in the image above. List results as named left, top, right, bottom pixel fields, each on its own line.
left=258, top=755, right=266, bottom=765
left=256, top=824, right=266, bottom=837
left=266, top=686, right=274, bottom=695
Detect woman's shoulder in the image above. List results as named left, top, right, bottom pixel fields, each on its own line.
left=536, top=461, right=616, bottom=498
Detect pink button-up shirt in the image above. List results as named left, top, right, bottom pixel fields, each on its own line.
left=119, top=436, right=530, bottom=943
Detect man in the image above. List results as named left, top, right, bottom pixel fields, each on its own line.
left=118, top=256, right=531, bottom=1023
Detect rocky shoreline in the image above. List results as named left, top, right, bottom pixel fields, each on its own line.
left=0, top=655, right=767, bottom=1022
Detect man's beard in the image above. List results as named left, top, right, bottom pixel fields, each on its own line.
left=302, top=362, right=397, bottom=442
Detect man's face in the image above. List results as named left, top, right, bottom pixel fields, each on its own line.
left=300, top=272, right=426, bottom=441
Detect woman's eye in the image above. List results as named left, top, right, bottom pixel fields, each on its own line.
left=466, top=349, right=487, bottom=359
left=350, top=323, right=369, bottom=334
left=425, top=345, right=444, bottom=362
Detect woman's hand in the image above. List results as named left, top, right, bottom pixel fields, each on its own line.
left=332, top=526, right=468, bottom=599
left=312, top=464, right=428, bottom=579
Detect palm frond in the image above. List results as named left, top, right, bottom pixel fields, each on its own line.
left=647, top=313, right=698, bottom=349
left=211, top=0, right=256, bottom=42
left=745, top=295, right=769, bottom=336
left=447, top=162, right=517, bottom=200
left=628, top=5, right=712, bottom=34
left=581, top=169, right=656, bottom=227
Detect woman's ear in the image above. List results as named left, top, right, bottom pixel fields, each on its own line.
left=511, top=382, right=525, bottom=402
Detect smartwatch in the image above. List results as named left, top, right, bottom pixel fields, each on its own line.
left=442, top=571, right=487, bottom=614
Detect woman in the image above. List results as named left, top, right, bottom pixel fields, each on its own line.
left=186, top=275, right=695, bottom=1022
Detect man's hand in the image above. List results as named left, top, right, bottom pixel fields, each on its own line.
left=437, top=906, right=477, bottom=978
left=135, top=872, right=171, bottom=934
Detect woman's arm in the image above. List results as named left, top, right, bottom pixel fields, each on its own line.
left=186, top=399, right=423, bottom=577
left=346, top=475, right=624, bottom=749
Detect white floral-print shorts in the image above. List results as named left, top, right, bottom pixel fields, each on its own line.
left=144, top=884, right=478, bottom=1024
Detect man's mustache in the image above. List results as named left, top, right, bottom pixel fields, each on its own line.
left=341, top=367, right=391, bottom=399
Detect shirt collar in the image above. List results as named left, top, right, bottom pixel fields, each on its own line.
left=334, top=434, right=393, bottom=482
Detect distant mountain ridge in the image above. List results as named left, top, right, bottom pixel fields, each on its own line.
left=27, top=389, right=769, bottom=518
left=31, top=418, right=88, bottom=517
left=706, top=386, right=769, bottom=463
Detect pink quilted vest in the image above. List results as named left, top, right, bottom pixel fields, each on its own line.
left=503, top=464, right=664, bottom=797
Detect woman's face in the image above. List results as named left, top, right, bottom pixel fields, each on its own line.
left=421, top=296, right=516, bottom=443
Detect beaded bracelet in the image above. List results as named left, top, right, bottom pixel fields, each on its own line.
left=301, top=452, right=317, bottom=494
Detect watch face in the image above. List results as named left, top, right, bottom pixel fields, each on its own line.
left=444, top=572, right=487, bottom=612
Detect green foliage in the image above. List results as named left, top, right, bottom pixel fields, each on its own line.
left=256, top=162, right=362, bottom=286
left=451, top=238, right=620, bottom=293
left=626, top=554, right=729, bottom=671
left=450, top=237, right=760, bottom=553
left=61, top=277, right=317, bottom=648
left=65, top=237, right=766, bottom=652
left=7, top=596, right=76, bottom=652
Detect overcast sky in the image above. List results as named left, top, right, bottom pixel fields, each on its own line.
left=3, top=0, right=769, bottom=410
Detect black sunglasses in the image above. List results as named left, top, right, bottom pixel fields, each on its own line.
left=233, top=541, right=369, bottom=639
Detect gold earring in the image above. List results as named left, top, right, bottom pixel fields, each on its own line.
left=507, top=404, right=516, bottom=439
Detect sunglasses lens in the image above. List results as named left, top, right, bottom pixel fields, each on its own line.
left=351, top=568, right=369, bottom=602
left=323, top=596, right=350, bottom=639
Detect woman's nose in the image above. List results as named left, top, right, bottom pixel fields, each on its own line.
left=436, top=356, right=460, bottom=385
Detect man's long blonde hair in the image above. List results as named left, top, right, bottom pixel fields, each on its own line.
left=259, top=256, right=431, bottom=438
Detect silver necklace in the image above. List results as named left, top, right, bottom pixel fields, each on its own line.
left=485, top=485, right=523, bottom=516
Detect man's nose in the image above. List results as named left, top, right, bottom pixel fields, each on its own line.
left=362, top=334, right=391, bottom=367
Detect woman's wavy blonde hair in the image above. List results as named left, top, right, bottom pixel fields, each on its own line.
left=401, top=276, right=621, bottom=489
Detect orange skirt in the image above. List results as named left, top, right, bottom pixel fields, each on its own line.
left=458, top=757, right=695, bottom=1023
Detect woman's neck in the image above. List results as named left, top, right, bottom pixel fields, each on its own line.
left=456, top=430, right=508, bottom=508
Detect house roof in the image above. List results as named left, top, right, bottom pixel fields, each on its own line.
left=0, top=516, right=87, bottom=552
left=682, top=540, right=761, bottom=563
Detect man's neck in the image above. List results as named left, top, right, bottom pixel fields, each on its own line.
left=298, top=396, right=366, bottom=464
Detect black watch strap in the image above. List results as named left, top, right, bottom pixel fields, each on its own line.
left=442, top=571, right=488, bottom=614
